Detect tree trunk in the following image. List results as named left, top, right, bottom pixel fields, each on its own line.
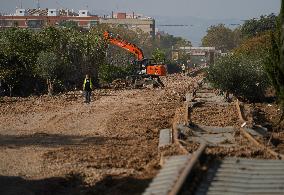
left=47, top=79, right=54, bottom=96
left=8, top=85, right=12, bottom=97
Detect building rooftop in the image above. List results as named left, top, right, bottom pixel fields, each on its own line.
left=1, top=8, right=153, bottom=20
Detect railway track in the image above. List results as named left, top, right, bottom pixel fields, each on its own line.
left=144, top=144, right=284, bottom=195
left=196, top=158, right=284, bottom=195
left=143, top=144, right=206, bottom=195
left=145, top=78, right=284, bottom=195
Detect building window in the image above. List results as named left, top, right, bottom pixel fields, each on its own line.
left=27, top=20, right=44, bottom=28
left=50, top=11, right=54, bottom=14
left=82, top=12, right=85, bottom=14
left=90, top=21, right=98, bottom=26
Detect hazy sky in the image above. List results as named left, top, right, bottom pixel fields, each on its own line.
left=0, top=0, right=280, bottom=19
left=0, top=0, right=281, bottom=45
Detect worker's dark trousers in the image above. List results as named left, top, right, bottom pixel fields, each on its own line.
left=84, top=91, right=91, bottom=103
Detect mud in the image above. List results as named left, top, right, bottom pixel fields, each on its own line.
left=0, top=75, right=194, bottom=194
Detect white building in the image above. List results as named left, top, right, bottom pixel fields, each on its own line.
left=15, top=8, right=26, bottom=16
left=48, top=9, right=59, bottom=16
left=79, top=10, right=90, bottom=17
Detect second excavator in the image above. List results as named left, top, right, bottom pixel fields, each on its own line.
left=103, top=31, right=167, bottom=88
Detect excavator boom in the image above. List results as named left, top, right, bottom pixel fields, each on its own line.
left=103, top=31, right=144, bottom=61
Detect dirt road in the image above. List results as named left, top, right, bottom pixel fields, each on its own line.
left=0, top=75, right=194, bottom=195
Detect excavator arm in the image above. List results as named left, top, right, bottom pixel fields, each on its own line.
left=103, top=31, right=144, bottom=61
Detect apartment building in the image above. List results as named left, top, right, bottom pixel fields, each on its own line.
left=0, top=9, right=155, bottom=36
left=0, top=8, right=99, bottom=29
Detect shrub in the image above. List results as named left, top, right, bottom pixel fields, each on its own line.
left=264, top=4, right=284, bottom=112
left=98, top=64, right=135, bottom=83
left=207, top=54, right=269, bottom=101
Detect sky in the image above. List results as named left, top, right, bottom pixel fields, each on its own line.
left=0, top=0, right=281, bottom=45
left=0, top=0, right=280, bottom=19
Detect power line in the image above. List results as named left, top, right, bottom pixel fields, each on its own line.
left=157, top=24, right=190, bottom=27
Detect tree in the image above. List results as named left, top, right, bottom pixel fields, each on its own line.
left=0, top=28, right=39, bottom=96
left=36, top=51, right=61, bottom=95
left=177, top=51, right=191, bottom=65
left=0, top=49, right=23, bottom=97
left=207, top=54, right=269, bottom=101
left=202, top=24, right=239, bottom=52
left=59, top=21, right=79, bottom=29
left=234, top=32, right=271, bottom=57
left=155, top=33, right=192, bottom=59
left=241, top=14, right=278, bottom=39
left=84, top=29, right=107, bottom=85
left=207, top=23, right=273, bottom=102
left=152, top=48, right=166, bottom=63
left=264, top=2, right=284, bottom=117
left=0, top=23, right=192, bottom=96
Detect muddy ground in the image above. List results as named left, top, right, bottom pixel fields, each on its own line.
left=1, top=73, right=283, bottom=195
left=181, top=85, right=277, bottom=160
left=242, top=103, right=284, bottom=155
left=0, top=74, right=195, bottom=195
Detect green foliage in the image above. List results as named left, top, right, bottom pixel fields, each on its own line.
left=0, top=28, right=39, bottom=96
left=177, top=51, right=191, bottom=65
left=36, top=51, right=63, bottom=95
left=264, top=2, right=284, bottom=110
left=0, top=26, right=108, bottom=96
left=264, top=31, right=281, bottom=94
left=0, top=23, right=191, bottom=96
left=205, top=13, right=280, bottom=103
left=99, top=64, right=134, bottom=83
left=202, top=24, right=240, bottom=52
left=241, top=14, right=278, bottom=39
left=59, top=21, right=79, bottom=29
left=36, top=51, right=60, bottom=80
left=155, top=33, right=192, bottom=59
left=207, top=54, right=269, bottom=101
left=280, top=0, right=284, bottom=74
left=234, top=32, right=271, bottom=58
left=152, top=48, right=166, bottom=62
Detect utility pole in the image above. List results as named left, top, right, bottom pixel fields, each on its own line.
left=36, top=0, right=40, bottom=9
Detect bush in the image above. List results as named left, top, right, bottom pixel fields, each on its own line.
left=98, top=64, right=135, bottom=83
left=207, top=54, right=269, bottom=101
left=264, top=9, right=284, bottom=111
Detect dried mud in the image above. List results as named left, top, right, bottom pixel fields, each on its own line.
left=0, top=75, right=194, bottom=195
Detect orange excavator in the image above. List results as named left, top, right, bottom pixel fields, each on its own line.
left=103, top=31, right=167, bottom=87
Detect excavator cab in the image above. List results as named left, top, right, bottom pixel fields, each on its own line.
left=145, top=59, right=167, bottom=77
left=135, top=59, right=167, bottom=77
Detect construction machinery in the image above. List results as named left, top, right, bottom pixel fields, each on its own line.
left=103, top=31, right=167, bottom=88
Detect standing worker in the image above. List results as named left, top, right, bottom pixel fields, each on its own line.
left=181, top=64, right=186, bottom=75
left=83, top=74, right=93, bottom=103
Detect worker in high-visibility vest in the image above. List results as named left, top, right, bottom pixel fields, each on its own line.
left=181, top=64, right=186, bottom=75
left=83, top=74, right=93, bottom=103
